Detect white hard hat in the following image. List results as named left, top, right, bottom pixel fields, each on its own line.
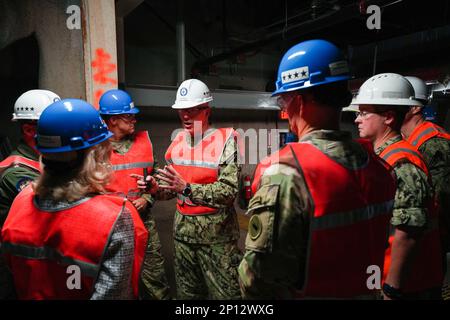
left=172, top=79, right=213, bottom=109
left=13, top=89, right=61, bottom=121
left=350, top=73, right=423, bottom=107
left=404, top=76, right=428, bottom=103
left=342, top=105, right=359, bottom=112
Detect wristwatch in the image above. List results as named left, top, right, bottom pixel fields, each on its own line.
left=382, top=283, right=403, bottom=300
left=182, top=183, right=192, bottom=197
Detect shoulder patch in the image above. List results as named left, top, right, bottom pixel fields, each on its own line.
left=16, top=177, right=33, bottom=192
left=249, top=215, right=262, bottom=240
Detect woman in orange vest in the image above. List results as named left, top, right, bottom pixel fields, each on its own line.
left=1, top=99, right=147, bottom=300
left=352, top=73, right=443, bottom=299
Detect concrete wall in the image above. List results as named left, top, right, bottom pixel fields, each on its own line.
left=0, top=0, right=85, bottom=99
left=0, top=0, right=85, bottom=150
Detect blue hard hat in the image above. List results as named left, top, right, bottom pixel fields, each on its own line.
left=272, top=39, right=350, bottom=96
left=98, top=89, right=139, bottom=115
left=36, top=99, right=113, bottom=153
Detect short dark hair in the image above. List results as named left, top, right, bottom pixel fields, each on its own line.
left=307, top=81, right=353, bottom=109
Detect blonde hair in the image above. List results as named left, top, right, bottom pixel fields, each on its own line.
left=33, top=141, right=113, bottom=202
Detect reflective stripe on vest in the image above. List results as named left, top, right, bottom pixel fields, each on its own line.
left=379, top=139, right=429, bottom=175
left=408, top=121, right=450, bottom=149
left=112, top=161, right=154, bottom=171
left=0, top=242, right=99, bottom=278
left=381, top=148, right=423, bottom=162
left=312, top=199, right=395, bottom=231
left=107, top=131, right=154, bottom=199
left=165, top=128, right=234, bottom=215
left=0, top=155, right=41, bottom=174
left=166, top=159, right=218, bottom=169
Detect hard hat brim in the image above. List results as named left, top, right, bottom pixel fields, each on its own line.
left=99, top=107, right=140, bottom=115
left=271, top=75, right=350, bottom=97
left=171, top=99, right=212, bottom=109
left=342, top=105, right=359, bottom=112
left=350, top=98, right=423, bottom=107
left=11, top=115, right=39, bottom=121
left=36, top=131, right=113, bottom=153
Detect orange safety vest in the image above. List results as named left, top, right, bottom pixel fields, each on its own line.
left=1, top=186, right=148, bottom=299
left=380, top=139, right=443, bottom=293
left=0, top=155, right=41, bottom=174
left=165, top=128, right=235, bottom=215
left=253, top=139, right=396, bottom=298
left=407, top=121, right=450, bottom=259
left=106, top=131, right=154, bottom=200
left=407, top=121, right=450, bottom=150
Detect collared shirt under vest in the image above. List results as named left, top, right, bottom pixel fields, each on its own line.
left=252, top=138, right=396, bottom=298
left=106, top=131, right=154, bottom=200
left=379, top=137, right=444, bottom=293
left=165, top=128, right=235, bottom=215
left=0, top=186, right=148, bottom=299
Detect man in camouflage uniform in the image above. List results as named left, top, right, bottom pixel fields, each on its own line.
left=99, top=89, right=170, bottom=300
left=352, top=73, right=442, bottom=299
left=239, top=40, right=396, bottom=299
left=156, top=79, right=242, bottom=299
left=401, top=76, right=450, bottom=298
left=0, top=89, right=60, bottom=299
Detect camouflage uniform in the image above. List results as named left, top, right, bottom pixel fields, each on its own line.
left=0, top=141, right=40, bottom=226
left=166, top=134, right=242, bottom=300
left=0, top=141, right=40, bottom=299
left=110, top=137, right=171, bottom=300
left=374, top=136, right=430, bottom=229
left=239, top=130, right=378, bottom=299
left=416, top=134, right=450, bottom=254
left=409, top=128, right=450, bottom=299
left=376, top=136, right=442, bottom=299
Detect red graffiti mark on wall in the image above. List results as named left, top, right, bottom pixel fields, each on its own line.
left=91, top=48, right=117, bottom=108
left=92, top=48, right=117, bottom=85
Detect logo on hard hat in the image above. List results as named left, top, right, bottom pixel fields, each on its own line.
left=180, top=88, right=188, bottom=96
left=281, top=66, right=309, bottom=84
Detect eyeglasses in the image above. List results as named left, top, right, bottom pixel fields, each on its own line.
left=276, top=92, right=298, bottom=110
left=355, top=111, right=385, bottom=119
left=117, top=114, right=136, bottom=122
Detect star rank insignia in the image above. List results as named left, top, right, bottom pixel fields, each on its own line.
left=281, top=66, right=309, bottom=84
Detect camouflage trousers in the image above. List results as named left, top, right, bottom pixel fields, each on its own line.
left=174, top=239, right=242, bottom=300
left=139, top=212, right=171, bottom=300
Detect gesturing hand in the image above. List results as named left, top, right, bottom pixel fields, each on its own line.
left=130, top=174, right=159, bottom=195
left=156, top=165, right=187, bottom=194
